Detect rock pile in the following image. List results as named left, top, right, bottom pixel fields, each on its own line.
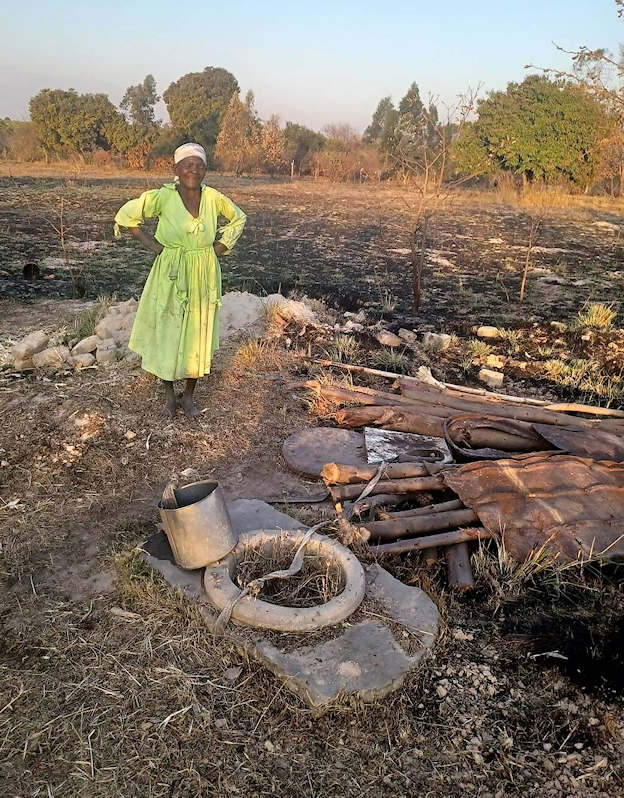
left=9, top=292, right=317, bottom=373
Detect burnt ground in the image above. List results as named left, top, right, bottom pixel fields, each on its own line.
left=0, top=170, right=622, bottom=326
left=1, top=168, right=624, bottom=797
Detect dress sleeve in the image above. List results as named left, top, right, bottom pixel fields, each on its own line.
left=114, top=189, right=161, bottom=237
left=215, top=192, right=247, bottom=254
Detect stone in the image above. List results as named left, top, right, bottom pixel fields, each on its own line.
left=96, top=314, right=133, bottom=345
left=12, top=330, right=49, bottom=360
left=12, top=355, right=33, bottom=371
left=341, top=320, right=364, bottom=333
left=72, top=335, right=99, bottom=355
left=72, top=353, right=96, bottom=368
left=96, top=338, right=118, bottom=364
left=398, top=328, right=418, bottom=344
left=265, top=294, right=316, bottom=324
left=476, top=326, right=501, bottom=339
left=485, top=354, right=505, bottom=369
left=422, top=332, right=453, bottom=352
left=478, top=368, right=504, bottom=388
left=32, top=346, right=71, bottom=369
left=376, top=330, right=403, bottom=348
left=344, top=310, right=366, bottom=324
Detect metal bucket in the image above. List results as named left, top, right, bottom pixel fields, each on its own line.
left=158, top=480, right=237, bottom=569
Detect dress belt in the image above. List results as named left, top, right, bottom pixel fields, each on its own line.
left=160, top=244, right=221, bottom=312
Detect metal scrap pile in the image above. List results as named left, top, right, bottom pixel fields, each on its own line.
left=293, top=362, right=624, bottom=589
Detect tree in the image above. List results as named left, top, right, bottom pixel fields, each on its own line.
left=399, top=82, right=425, bottom=117
left=29, top=88, right=125, bottom=160
left=363, top=96, right=394, bottom=144
left=120, top=74, right=159, bottom=127
left=261, top=115, right=286, bottom=176
left=163, top=67, right=238, bottom=161
left=283, top=122, right=325, bottom=173
left=527, top=4, right=624, bottom=192
left=214, top=91, right=261, bottom=174
left=453, top=75, right=611, bottom=187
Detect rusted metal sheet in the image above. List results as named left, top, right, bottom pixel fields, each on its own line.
left=443, top=453, right=624, bottom=562
left=532, top=424, right=624, bottom=463
left=444, top=414, right=551, bottom=461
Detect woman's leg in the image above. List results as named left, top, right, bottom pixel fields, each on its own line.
left=163, top=380, right=177, bottom=417
left=181, top=378, right=200, bottom=419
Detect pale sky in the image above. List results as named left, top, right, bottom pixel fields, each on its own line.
left=1, top=0, right=621, bottom=132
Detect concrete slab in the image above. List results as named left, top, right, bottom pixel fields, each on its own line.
left=140, top=500, right=439, bottom=708
left=251, top=621, right=414, bottom=707
left=365, top=563, right=439, bottom=647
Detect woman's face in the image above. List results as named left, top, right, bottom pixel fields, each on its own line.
left=174, top=156, right=207, bottom=189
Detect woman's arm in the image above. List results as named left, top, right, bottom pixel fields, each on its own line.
left=215, top=192, right=247, bottom=254
left=129, top=226, right=164, bottom=255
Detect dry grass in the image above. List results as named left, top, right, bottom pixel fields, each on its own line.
left=543, top=357, right=624, bottom=405
left=576, top=303, right=617, bottom=330
left=235, top=539, right=344, bottom=607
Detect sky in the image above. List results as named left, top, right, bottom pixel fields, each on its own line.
left=1, top=0, right=622, bottom=133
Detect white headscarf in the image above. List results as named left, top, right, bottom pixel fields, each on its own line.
left=174, top=142, right=207, bottom=165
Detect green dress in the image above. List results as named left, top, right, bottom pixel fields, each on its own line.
left=114, top=183, right=246, bottom=381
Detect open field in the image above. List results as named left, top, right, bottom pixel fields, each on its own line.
left=1, top=166, right=624, bottom=797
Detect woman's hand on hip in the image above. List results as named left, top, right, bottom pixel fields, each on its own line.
left=213, top=241, right=227, bottom=256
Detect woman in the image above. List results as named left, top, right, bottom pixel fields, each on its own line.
left=114, top=142, right=246, bottom=418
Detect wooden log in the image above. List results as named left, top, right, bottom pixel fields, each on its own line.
left=335, top=406, right=446, bottom=437
left=295, top=356, right=551, bottom=406
left=446, top=542, right=475, bottom=592
left=399, top=382, right=594, bottom=429
left=423, top=546, right=439, bottom=566
left=370, top=527, right=493, bottom=555
left=330, top=475, right=445, bottom=503
left=544, top=403, right=624, bottom=419
left=381, top=498, right=464, bottom=519
left=363, top=508, right=478, bottom=540
left=296, top=355, right=624, bottom=418
left=352, top=493, right=415, bottom=514
left=321, top=461, right=444, bottom=485
left=293, top=380, right=415, bottom=406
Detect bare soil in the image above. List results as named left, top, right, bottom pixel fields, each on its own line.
left=1, top=168, right=624, bottom=797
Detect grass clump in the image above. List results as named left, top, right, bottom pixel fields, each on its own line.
left=499, top=328, right=523, bottom=355
left=380, top=288, right=398, bottom=315
left=369, top=346, right=411, bottom=374
left=325, top=334, right=361, bottom=363
left=68, top=294, right=115, bottom=340
left=576, top=302, right=617, bottom=330
left=543, top=357, right=624, bottom=406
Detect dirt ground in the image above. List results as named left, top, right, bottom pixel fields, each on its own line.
left=1, top=167, right=624, bottom=797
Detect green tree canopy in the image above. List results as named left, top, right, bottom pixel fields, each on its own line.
left=398, top=82, right=425, bottom=117
left=455, top=75, right=611, bottom=185
left=363, top=96, right=398, bottom=153
left=120, top=74, right=160, bottom=127
left=29, top=88, right=126, bottom=158
left=163, top=67, right=238, bottom=160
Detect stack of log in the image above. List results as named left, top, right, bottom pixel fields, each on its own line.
left=321, top=460, right=492, bottom=591
left=294, top=375, right=624, bottom=439
left=293, top=360, right=624, bottom=590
